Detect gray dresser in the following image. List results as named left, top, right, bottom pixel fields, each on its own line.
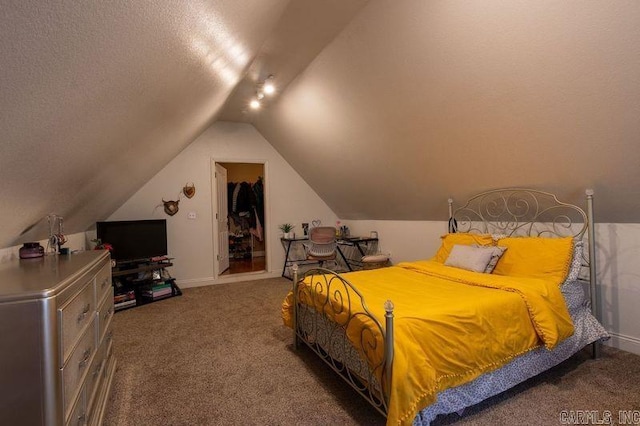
left=0, top=250, right=116, bottom=425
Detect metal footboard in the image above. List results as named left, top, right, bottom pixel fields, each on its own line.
left=291, top=265, right=394, bottom=417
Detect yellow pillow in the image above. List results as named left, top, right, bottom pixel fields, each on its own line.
left=433, top=233, right=494, bottom=263
left=491, top=236, right=574, bottom=284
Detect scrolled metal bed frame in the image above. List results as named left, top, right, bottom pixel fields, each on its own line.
left=291, top=265, right=394, bottom=415
left=447, top=188, right=599, bottom=357
left=290, top=188, right=600, bottom=420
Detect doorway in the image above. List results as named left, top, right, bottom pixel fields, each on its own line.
left=214, top=161, right=266, bottom=277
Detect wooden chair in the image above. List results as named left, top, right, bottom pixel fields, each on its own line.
left=305, top=226, right=337, bottom=268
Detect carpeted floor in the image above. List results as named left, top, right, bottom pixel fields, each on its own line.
left=104, top=277, right=640, bottom=426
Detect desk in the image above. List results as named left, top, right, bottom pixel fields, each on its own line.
left=280, top=237, right=313, bottom=279
left=280, top=236, right=380, bottom=279
left=337, top=237, right=379, bottom=271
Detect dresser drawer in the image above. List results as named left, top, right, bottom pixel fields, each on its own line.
left=90, top=350, right=116, bottom=426
left=60, top=280, right=96, bottom=364
left=85, top=339, right=106, bottom=417
left=97, top=287, right=114, bottom=342
left=94, top=264, right=112, bottom=306
left=104, top=326, right=114, bottom=371
left=63, top=316, right=96, bottom=420
left=65, top=382, right=87, bottom=426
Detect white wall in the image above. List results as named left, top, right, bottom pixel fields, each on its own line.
left=108, top=121, right=338, bottom=286
left=595, top=223, right=640, bottom=355
left=345, top=219, right=445, bottom=264
left=0, top=232, right=89, bottom=263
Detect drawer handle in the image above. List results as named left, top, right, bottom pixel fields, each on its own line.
left=78, top=348, right=92, bottom=370
left=92, top=361, right=103, bottom=378
left=106, top=330, right=113, bottom=342
left=77, top=413, right=86, bottom=426
left=76, top=303, right=91, bottom=323
left=101, top=277, right=109, bottom=289
left=103, top=307, right=113, bottom=321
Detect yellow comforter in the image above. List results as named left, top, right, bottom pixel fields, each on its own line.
left=281, top=260, right=574, bottom=425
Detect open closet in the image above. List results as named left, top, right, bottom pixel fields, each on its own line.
left=217, top=162, right=266, bottom=275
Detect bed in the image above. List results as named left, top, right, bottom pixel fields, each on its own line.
left=281, top=188, right=609, bottom=425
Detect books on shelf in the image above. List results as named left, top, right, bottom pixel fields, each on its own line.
left=111, top=259, right=181, bottom=311
left=114, top=289, right=135, bottom=303
left=140, top=281, right=174, bottom=300
left=114, top=289, right=136, bottom=310
left=114, top=299, right=137, bottom=310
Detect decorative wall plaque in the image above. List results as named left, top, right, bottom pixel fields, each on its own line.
left=183, top=182, right=196, bottom=199
left=162, top=199, right=180, bottom=216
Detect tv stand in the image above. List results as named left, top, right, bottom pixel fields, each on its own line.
left=112, top=258, right=182, bottom=311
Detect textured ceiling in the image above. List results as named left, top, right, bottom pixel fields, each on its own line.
left=218, top=0, right=369, bottom=122
left=255, top=1, right=640, bottom=223
left=2, top=1, right=640, bottom=249
left=0, top=0, right=289, bottom=247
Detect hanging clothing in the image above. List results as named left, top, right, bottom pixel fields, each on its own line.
left=227, top=180, right=263, bottom=237
left=227, top=182, right=237, bottom=214
left=231, top=182, right=254, bottom=213
left=252, top=177, right=265, bottom=226
left=230, top=212, right=252, bottom=231
left=249, top=206, right=263, bottom=241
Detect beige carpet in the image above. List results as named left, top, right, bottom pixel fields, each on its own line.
left=104, top=277, right=640, bottom=426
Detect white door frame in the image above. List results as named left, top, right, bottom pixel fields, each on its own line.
left=211, top=158, right=269, bottom=279
left=214, top=163, right=230, bottom=274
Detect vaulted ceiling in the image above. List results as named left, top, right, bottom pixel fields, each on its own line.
left=253, top=1, right=640, bottom=223
left=2, top=1, right=639, bottom=248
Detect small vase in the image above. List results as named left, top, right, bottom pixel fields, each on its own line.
left=19, top=242, right=45, bottom=259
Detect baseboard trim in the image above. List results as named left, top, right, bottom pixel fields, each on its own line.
left=177, top=270, right=281, bottom=289
left=603, top=331, right=640, bottom=356
left=177, top=277, right=216, bottom=289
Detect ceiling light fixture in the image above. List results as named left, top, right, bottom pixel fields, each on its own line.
left=263, top=75, right=275, bottom=95
left=245, top=75, right=275, bottom=113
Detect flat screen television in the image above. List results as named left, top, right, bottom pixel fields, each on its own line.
left=96, top=219, right=167, bottom=263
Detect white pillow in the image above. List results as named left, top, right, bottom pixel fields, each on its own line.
left=444, top=245, right=495, bottom=273
left=483, top=245, right=508, bottom=273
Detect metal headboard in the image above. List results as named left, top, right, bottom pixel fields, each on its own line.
left=448, top=188, right=600, bottom=357
left=448, top=188, right=589, bottom=239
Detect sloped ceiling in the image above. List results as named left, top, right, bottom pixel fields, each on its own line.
left=2, top=1, right=640, bottom=249
left=0, top=0, right=290, bottom=247
left=253, top=1, right=640, bottom=223
left=218, top=0, right=369, bottom=122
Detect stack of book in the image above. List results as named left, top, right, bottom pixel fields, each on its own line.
left=114, top=290, right=136, bottom=311
left=141, top=281, right=173, bottom=301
